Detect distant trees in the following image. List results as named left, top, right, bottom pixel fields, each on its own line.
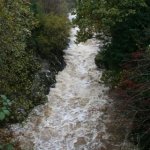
left=38, top=0, right=68, bottom=15
left=66, top=0, right=76, bottom=9
left=75, top=0, right=150, bottom=149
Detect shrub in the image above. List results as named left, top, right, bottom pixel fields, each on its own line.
left=75, top=0, right=150, bottom=149
left=35, top=14, right=70, bottom=62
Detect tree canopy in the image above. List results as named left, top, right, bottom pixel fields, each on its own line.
left=75, top=0, right=150, bottom=149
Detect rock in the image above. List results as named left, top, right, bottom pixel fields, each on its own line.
left=74, top=137, right=86, bottom=146
left=20, top=140, right=34, bottom=150
left=100, top=105, right=108, bottom=112
left=44, top=107, right=52, bottom=117
left=75, top=121, right=81, bottom=129
left=95, top=132, right=103, bottom=140
left=78, top=98, right=89, bottom=107
left=99, top=147, right=106, bottom=150
left=40, top=127, right=58, bottom=141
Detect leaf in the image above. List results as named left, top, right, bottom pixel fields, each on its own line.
left=0, top=144, right=3, bottom=150
left=6, top=99, right=10, bottom=103
left=5, top=144, right=14, bottom=150
left=8, top=102, right=12, bottom=106
left=3, top=109, right=10, bottom=116
left=1, top=95, right=7, bottom=100
left=0, top=112, right=5, bottom=120
left=2, top=106, right=7, bottom=110
left=3, top=102, right=8, bottom=105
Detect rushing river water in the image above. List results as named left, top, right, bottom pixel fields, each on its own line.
left=12, top=14, right=110, bottom=150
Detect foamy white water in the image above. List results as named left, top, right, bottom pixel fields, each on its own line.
left=12, top=14, right=109, bottom=150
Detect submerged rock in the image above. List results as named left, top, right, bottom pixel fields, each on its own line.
left=74, top=137, right=86, bottom=146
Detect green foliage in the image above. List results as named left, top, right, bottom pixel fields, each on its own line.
left=0, top=143, right=14, bottom=150
left=0, top=0, right=70, bottom=148
left=35, top=14, right=70, bottom=60
left=31, top=0, right=70, bottom=60
left=0, top=95, right=11, bottom=121
left=75, top=0, right=150, bottom=149
left=75, top=0, right=150, bottom=83
left=28, top=0, right=70, bottom=95
left=75, top=0, right=147, bottom=40
left=0, top=0, right=43, bottom=123
left=75, top=0, right=150, bottom=70
left=0, top=0, right=70, bottom=124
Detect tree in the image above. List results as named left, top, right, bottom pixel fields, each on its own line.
left=0, top=0, right=41, bottom=122
left=75, top=0, right=150, bottom=149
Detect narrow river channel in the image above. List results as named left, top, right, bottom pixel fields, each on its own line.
left=12, top=14, right=109, bottom=150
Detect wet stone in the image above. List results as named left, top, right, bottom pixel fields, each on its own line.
left=95, top=132, right=105, bottom=140
left=99, top=147, right=106, bottom=150
left=78, top=98, right=89, bottom=107
left=44, top=107, right=52, bottom=117
left=75, top=121, right=81, bottom=129
left=74, top=137, right=86, bottom=146
left=40, top=128, right=58, bottom=141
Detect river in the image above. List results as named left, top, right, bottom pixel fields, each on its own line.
left=11, top=14, right=110, bottom=150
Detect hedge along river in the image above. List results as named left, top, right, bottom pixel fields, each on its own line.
left=11, top=14, right=110, bottom=150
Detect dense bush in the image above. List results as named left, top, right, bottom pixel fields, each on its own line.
left=0, top=0, right=70, bottom=147
left=0, top=0, right=42, bottom=123
left=75, top=0, right=150, bottom=149
left=33, top=14, right=69, bottom=68
left=28, top=0, right=70, bottom=95
left=110, top=49, right=150, bottom=150
left=0, top=0, right=70, bottom=124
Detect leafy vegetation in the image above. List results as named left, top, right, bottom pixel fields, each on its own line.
left=32, top=14, right=69, bottom=70
left=0, top=95, right=11, bottom=122
left=0, top=0, right=41, bottom=123
left=28, top=0, right=70, bottom=95
left=75, top=0, right=150, bottom=149
left=0, top=0, right=70, bottom=147
left=0, top=0, right=70, bottom=123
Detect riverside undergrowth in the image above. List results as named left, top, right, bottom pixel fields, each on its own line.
left=0, top=0, right=70, bottom=148
left=75, top=0, right=150, bottom=149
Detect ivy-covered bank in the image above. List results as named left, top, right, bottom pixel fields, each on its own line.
left=0, top=0, right=71, bottom=148
left=75, top=0, right=150, bottom=150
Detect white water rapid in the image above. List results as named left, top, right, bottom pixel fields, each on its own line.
left=12, top=14, right=110, bottom=150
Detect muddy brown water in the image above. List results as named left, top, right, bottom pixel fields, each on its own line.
left=11, top=14, right=113, bottom=150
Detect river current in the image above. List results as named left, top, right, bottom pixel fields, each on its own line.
left=12, top=14, right=109, bottom=150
